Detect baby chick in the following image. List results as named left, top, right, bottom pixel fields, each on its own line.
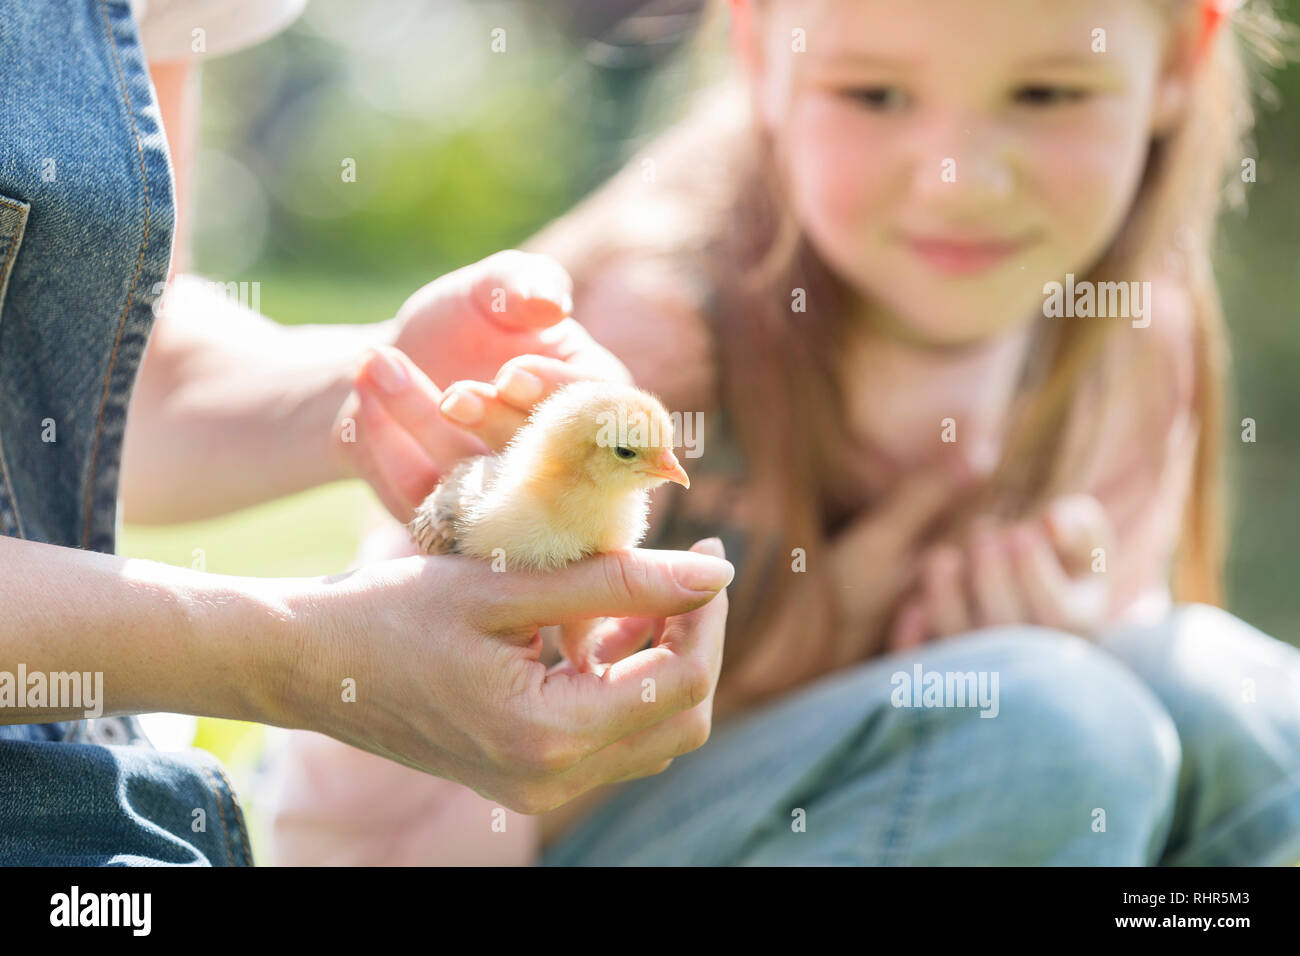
left=408, top=380, right=689, bottom=570
left=408, top=380, right=690, bottom=672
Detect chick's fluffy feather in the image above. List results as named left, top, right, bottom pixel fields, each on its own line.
left=408, top=381, right=685, bottom=571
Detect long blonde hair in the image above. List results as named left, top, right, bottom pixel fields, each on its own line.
left=528, top=0, right=1294, bottom=666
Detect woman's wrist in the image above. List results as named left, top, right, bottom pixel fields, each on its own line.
left=180, top=568, right=317, bottom=730
left=0, top=536, right=315, bottom=728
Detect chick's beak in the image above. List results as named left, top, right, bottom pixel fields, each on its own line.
left=643, top=449, right=690, bottom=489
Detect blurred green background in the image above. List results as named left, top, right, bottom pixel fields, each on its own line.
left=119, top=0, right=1300, bottom=862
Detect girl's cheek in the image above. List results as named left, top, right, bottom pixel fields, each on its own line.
left=1027, top=105, right=1155, bottom=273
left=784, top=95, right=892, bottom=255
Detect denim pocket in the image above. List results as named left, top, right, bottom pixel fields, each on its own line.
left=0, top=192, right=31, bottom=538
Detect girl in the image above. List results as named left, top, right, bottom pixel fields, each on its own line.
left=270, top=0, right=1300, bottom=865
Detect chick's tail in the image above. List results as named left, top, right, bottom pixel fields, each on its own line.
left=407, top=498, right=458, bottom=555
left=407, top=457, right=482, bottom=555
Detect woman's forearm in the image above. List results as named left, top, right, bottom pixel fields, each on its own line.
left=0, top=533, right=294, bottom=726
left=120, top=272, right=397, bottom=524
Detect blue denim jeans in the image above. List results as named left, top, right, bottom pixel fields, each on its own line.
left=0, top=1, right=249, bottom=865
left=541, top=605, right=1300, bottom=865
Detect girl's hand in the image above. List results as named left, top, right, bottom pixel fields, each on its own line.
left=332, top=250, right=631, bottom=521
left=712, top=467, right=969, bottom=719
left=887, top=494, right=1114, bottom=651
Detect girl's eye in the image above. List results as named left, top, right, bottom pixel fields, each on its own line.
left=1014, top=85, right=1089, bottom=107
left=846, top=86, right=909, bottom=112
left=613, top=446, right=637, bottom=461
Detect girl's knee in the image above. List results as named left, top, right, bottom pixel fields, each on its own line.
left=908, top=628, right=1180, bottom=836
left=1104, top=605, right=1300, bottom=807
left=1105, top=605, right=1300, bottom=733
left=923, top=628, right=1178, bottom=759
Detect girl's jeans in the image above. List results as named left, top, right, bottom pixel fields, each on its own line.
left=542, top=605, right=1300, bottom=865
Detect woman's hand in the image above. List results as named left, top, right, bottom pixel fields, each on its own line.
left=887, top=493, right=1114, bottom=650
left=332, top=250, right=631, bottom=521
left=272, top=540, right=731, bottom=814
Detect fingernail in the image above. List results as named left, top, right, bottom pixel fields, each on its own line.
left=495, top=367, right=544, bottom=404
left=368, top=349, right=408, bottom=394
left=690, top=536, right=725, bottom=559
left=535, top=271, right=572, bottom=309
left=674, top=551, right=734, bottom=592
left=520, top=271, right=572, bottom=310
left=1049, top=497, right=1082, bottom=535
left=440, top=389, right=484, bottom=424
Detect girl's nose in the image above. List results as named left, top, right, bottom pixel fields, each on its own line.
left=908, top=114, right=1016, bottom=210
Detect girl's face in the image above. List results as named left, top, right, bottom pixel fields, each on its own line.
left=745, top=0, right=1189, bottom=347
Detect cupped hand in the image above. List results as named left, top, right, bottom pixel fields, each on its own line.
left=886, top=493, right=1114, bottom=650
left=331, top=250, right=631, bottom=521
left=279, top=539, right=732, bottom=814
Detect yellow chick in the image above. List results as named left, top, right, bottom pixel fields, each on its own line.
left=408, top=380, right=690, bottom=571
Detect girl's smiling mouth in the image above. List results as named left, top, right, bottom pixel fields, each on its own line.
left=900, top=231, right=1040, bottom=275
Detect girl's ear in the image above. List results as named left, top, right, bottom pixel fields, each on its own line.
left=1151, top=70, right=1192, bottom=138
left=730, top=0, right=784, bottom=134
left=1150, top=3, right=1207, bottom=137
left=729, top=0, right=764, bottom=87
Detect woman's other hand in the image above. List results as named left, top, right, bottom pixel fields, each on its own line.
left=332, top=250, right=631, bottom=521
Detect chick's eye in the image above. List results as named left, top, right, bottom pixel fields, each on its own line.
left=1014, top=85, right=1089, bottom=107
left=613, top=446, right=637, bottom=461
left=845, top=86, right=909, bottom=112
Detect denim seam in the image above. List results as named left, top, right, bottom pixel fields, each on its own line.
left=0, top=426, right=24, bottom=539
left=197, top=762, right=236, bottom=867
left=0, top=196, right=28, bottom=541
left=878, top=708, right=936, bottom=865
left=0, top=196, right=25, bottom=299
left=84, top=0, right=155, bottom=550
left=208, top=756, right=253, bottom=865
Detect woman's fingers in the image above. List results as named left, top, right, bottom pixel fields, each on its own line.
left=462, top=251, right=574, bottom=332
left=436, top=379, right=522, bottom=450
left=438, top=353, right=631, bottom=453
left=348, top=386, right=441, bottom=522
left=970, top=524, right=1025, bottom=627
left=514, top=541, right=728, bottom=797
left=396, top=250, right=574, bottom=349
left=357, top=346, right=490, bottom=471
left=477, top=544, right=733, bottom=635
left=495, top=354, right=613, bottom=409
left=587, top=616, right=661, bottom=669
left=554, top=559, right=728, bottom=789
left=545, top=616, right=659, bottom=679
